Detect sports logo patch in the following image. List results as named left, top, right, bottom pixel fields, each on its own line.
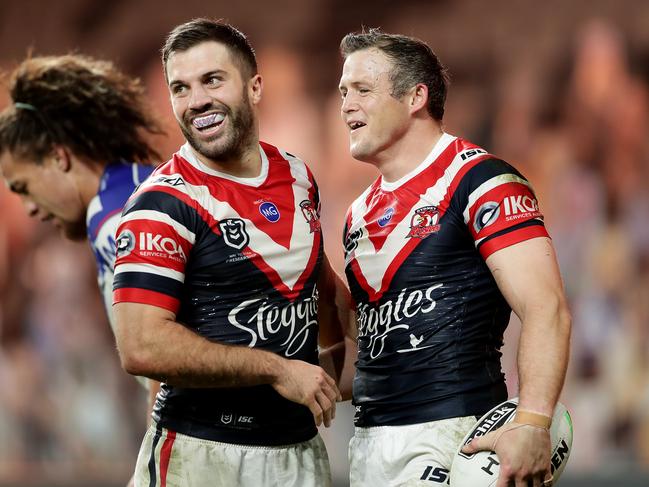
left=300, top=200, right=321, bottom=233
left=259, top=201, right=280, bottom=223
left=115, top=229, right=136, bottom=257
left=219, top=218, right=250, bottom=250
left=153, top=175, right=185, bottom=186
left=407, top=206, right=441, bottom=238
left=473, top=201, right=500, bottom=233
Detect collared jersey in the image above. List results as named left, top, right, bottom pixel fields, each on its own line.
left=113, top=142, right=323, bottom=445
left=344, top=133, right=548, bottom=427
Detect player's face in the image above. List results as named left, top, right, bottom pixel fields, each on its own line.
left=166, top=41, right=259, bottom=163
left=0, top=150, right=86, bottom=240
left=339, top=48, right=411, bottom=163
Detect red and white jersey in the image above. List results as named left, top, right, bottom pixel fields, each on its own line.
left=113, top=142, right=323, bottom=445
left=343, top=133, right=548, bottom=427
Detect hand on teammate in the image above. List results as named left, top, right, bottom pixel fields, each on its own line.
left=461, top=422, right=552, bottom=487
left=272, top=359, right=342, bottom=427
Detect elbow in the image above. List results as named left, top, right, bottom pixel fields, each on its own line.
left=116, top=336, right=158, bottom=378
left=119, top=349, right=150, bottom=377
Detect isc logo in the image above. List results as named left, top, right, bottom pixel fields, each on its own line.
left=259, top=202, right=280, bottom=223
left=420, top=466, right=449, bottom=483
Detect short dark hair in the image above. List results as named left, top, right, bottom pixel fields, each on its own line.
left=340, top=28, right=449, bottom=120
left=162, top=18, right=258, bottom=80
left=0, top=54, right=163, bottom=164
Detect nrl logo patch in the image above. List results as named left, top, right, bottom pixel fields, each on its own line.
left=407, top=206, right=441, bottom=239
left=219, top=218, right=250, bottom=250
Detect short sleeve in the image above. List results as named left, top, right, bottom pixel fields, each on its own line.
left=112, top=189, right=197, bottom=313
left=459, top=158, right=549, bottom=259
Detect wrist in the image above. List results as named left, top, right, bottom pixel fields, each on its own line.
left=266, top=352, right=288, bottom=386
left=514, top=408, right=552, bottom=430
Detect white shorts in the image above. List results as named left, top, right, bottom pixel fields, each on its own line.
left=349, top=416, right=477, bottom=487
left=134, top=424, right=331, bottom=487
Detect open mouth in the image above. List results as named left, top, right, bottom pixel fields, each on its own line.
left=349, top=121, right=366, bottom=131
left=192, top=112, right=226, bottom=132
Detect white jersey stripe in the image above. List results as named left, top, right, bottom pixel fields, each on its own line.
left=121, top=209, right=197, bottom=244
left=114, top=262, right=185, bottom=282
left=142, top=156, right=315, bottom=291
left=462, top=174, right=531, bottom=224
left=348, top=138, right=486, bottom=293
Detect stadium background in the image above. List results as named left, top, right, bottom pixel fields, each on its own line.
left=1, top=0, right=649, bottom=485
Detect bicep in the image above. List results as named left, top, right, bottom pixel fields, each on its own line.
left=113, top=302, right=176, bottom=347
left=485, top=237, right=566, bottom=320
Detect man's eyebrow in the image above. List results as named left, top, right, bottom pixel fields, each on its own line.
left=202, top=69, right=228, bottom=78
left=169, top=69, right=229, bottom=87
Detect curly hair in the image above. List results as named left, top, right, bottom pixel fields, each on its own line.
left=340, top=28, right=449, bottom=121
left=0, top=54, right=164, bottom=164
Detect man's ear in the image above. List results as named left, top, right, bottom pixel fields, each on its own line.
left=409, top=83, right=429, bottom=116
left=249, top=74, right=263, bottom=105
left=51, top=146, right=72, bottom=172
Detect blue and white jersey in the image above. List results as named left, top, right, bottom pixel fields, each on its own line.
left=86, top=161, right=155, bottom=330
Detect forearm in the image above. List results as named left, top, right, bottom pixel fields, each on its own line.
left=319, top=335, right=357, bottom=401
left=115, top=307, right=286, bottom=388
left=517, top=298, right=571, bottom=416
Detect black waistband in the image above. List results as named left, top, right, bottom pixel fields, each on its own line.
left=353, top=383, right=507, bottom=427
left=155, top=411, right=317, bottom=446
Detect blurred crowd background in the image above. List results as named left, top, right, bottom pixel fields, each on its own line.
left=1, top=0, right=649, bottom=485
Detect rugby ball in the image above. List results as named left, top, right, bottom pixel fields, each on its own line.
left=450, top=398, right=573, bottom=486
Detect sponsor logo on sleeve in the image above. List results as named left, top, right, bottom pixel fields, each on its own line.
left=473, top=201, right=501, bottom=233
left=502, top=195, right=541, bottom=221
left=115, top=229, right=136, bottom=257
left=407, top=206, right=441, bottom=238
left=138, top=232, right=187, bottom=262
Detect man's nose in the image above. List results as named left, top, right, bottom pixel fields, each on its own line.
left=188, top=85, right=212, bottom=111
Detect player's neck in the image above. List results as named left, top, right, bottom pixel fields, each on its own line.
left=376, top=122, right=444, bottom=183
left=74, top=155, right=105, bottom=206
left=192, top=139, right=262, bottom=179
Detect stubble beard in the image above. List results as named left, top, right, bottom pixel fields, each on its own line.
left=181, top=92, right=255, bottom=164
